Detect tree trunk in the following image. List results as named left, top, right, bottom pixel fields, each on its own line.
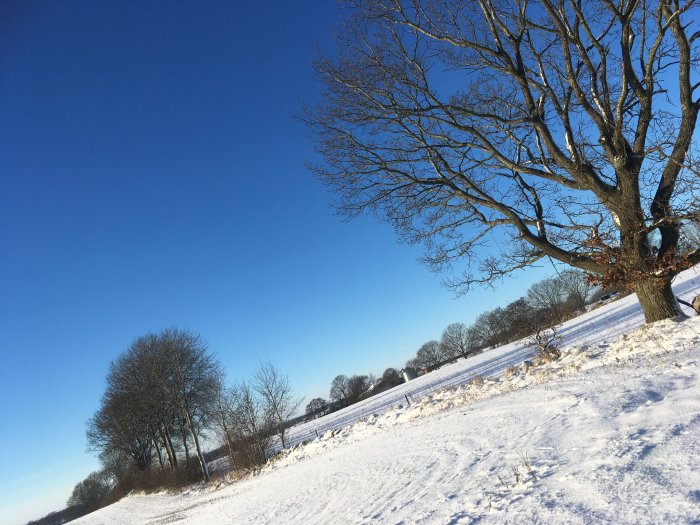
left=154, top=440, right=164, bottom=470
left=635, top=277, right=684, bottom=323
left=181, top=422, right=190, bottom=469
left=183, top=408, right=210, bottom=482
left=165, top=431, right=178, bottom=469
left=278, top=423, right=287, bottom=449
left=159, top=428, right=176, bottom=469
left=220, top=419, right=235, bottom=464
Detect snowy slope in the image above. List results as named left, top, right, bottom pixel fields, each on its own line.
left=283, top=266, right=700, bottom=449
left=73, top=270, right=700, bottom=525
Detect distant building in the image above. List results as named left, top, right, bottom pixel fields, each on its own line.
left=365, top=378, right=400, bottom=397
left=402, top=367, right=417, bottom=382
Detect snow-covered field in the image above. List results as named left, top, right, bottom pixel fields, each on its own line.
left=282, top=267, right=700, bottom=449
left=74, top=269, right=700, bottom=524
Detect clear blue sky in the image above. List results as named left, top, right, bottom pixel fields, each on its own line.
left=0, top=2, right=551, bottom=523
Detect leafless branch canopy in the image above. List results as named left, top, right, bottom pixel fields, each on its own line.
left=308, top=0, right=700, bottom=292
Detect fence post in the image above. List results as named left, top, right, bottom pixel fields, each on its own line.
left=405, top=394, right=411, bottom=405
left=315, top=429, right=319, bottom=439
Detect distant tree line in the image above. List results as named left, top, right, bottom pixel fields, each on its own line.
left=302, top=367, right=406, bottom=419
left=405, top=270, right=599, bottom=372
left=27, top=504, right=93, bottom=525
left=61, top=328, right=301, bottom=520
left=308, top=270, right=603, bottom=417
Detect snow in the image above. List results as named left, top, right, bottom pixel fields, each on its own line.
left=73, top=268, right=700, bottom=524
left=280, top=266, right=700, bottom=449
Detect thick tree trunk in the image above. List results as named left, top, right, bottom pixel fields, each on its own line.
left=635, top=277, right=684, bottom=323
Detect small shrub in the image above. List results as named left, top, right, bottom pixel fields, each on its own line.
left=531, top=327, right=561, bottom=363
left=228, top=433, right=271, bottom=472
left=517, top=451, right=536, bottom=479
left=502, top=365, right=518, bottom=379
left=470, top=375, right=485, bottom=387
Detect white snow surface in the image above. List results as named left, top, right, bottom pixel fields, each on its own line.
left=74, top=269, right=700, bottom=524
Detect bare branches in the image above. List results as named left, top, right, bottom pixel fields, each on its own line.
left=87, top=329, right=222, bottom=482
left=308, top=0, right=699, bottom=321
left=253, top=362, right=303, bottom=449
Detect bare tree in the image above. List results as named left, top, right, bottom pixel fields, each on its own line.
left=254, top=362, right=303, bottom=450
left=440, top=322, right=475, bottom=360
left=329, top=374, right=350, bottom=405
left=87, top=329, right=222, bottom=484
left=558, top=269, right=595, bottom=311
left=405, top=358, right=420, bottom=371
left=67, top=471, right=112, bottom=513
left=99, top=450, right=135, bottom=498
left=382, top=367, right=403, bottom=384
left=305, top=397, right=329, bottom=418
left=162, top=328, right=221, bottom=482
left=131, top=333, right=179, bottom=470
left=308, top=0, right=700, bottom=323
left=346, top=374, right=371, bottom=403
left=471, top=308, right=510, bottom=348
left=229, top=382, right=274, bottom=470
left=212, top=375, right=237, bottom=464
left=503, top=298, right=531, bottom=340
left=527, top=277, right=567, bottom=322
left=415, top=340, right=445, bottom=369
left=87, top=363, right=154, bottom=472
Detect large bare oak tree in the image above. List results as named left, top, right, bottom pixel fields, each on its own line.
left=308, top=0, right=700, bottom=322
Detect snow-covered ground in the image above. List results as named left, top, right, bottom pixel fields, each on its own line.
left=282, top=267, right=700, bottom=449
left=74, top=269, right=700, bottom=524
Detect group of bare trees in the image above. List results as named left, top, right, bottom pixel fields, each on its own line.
left=328, top=373, right=375, bottom=406
left=527, top=269, right=595, bottom=320
left=406, top=324, right=477, bottom=371
left=87, top=328, right=219, bottom=486
left=306, top=367, right=406, bottom=417
left=66, top=471, right=113, bottom=514
left=407, top=270, right=596, bottom=370
left=82, top=328, right=301, bottom=513
left=213, top=363, right=302, bottom=471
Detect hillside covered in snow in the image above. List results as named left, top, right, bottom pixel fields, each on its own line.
left=73, top=272, right=700, bottom=524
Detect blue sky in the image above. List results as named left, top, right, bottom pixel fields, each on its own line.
left=0, top=2, right=552, bottom=523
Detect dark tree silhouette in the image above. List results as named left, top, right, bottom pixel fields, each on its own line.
left=440, top=323, right=475, bottom=360
left=306, top=397, right=329, bottom=418
left=329, top=374, right=350, bottom=405
left=346, top=374, right=371, bottom=402
left=382, top=367, right=403, bottom=384
left=415, top=340, right=445, bottom=369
